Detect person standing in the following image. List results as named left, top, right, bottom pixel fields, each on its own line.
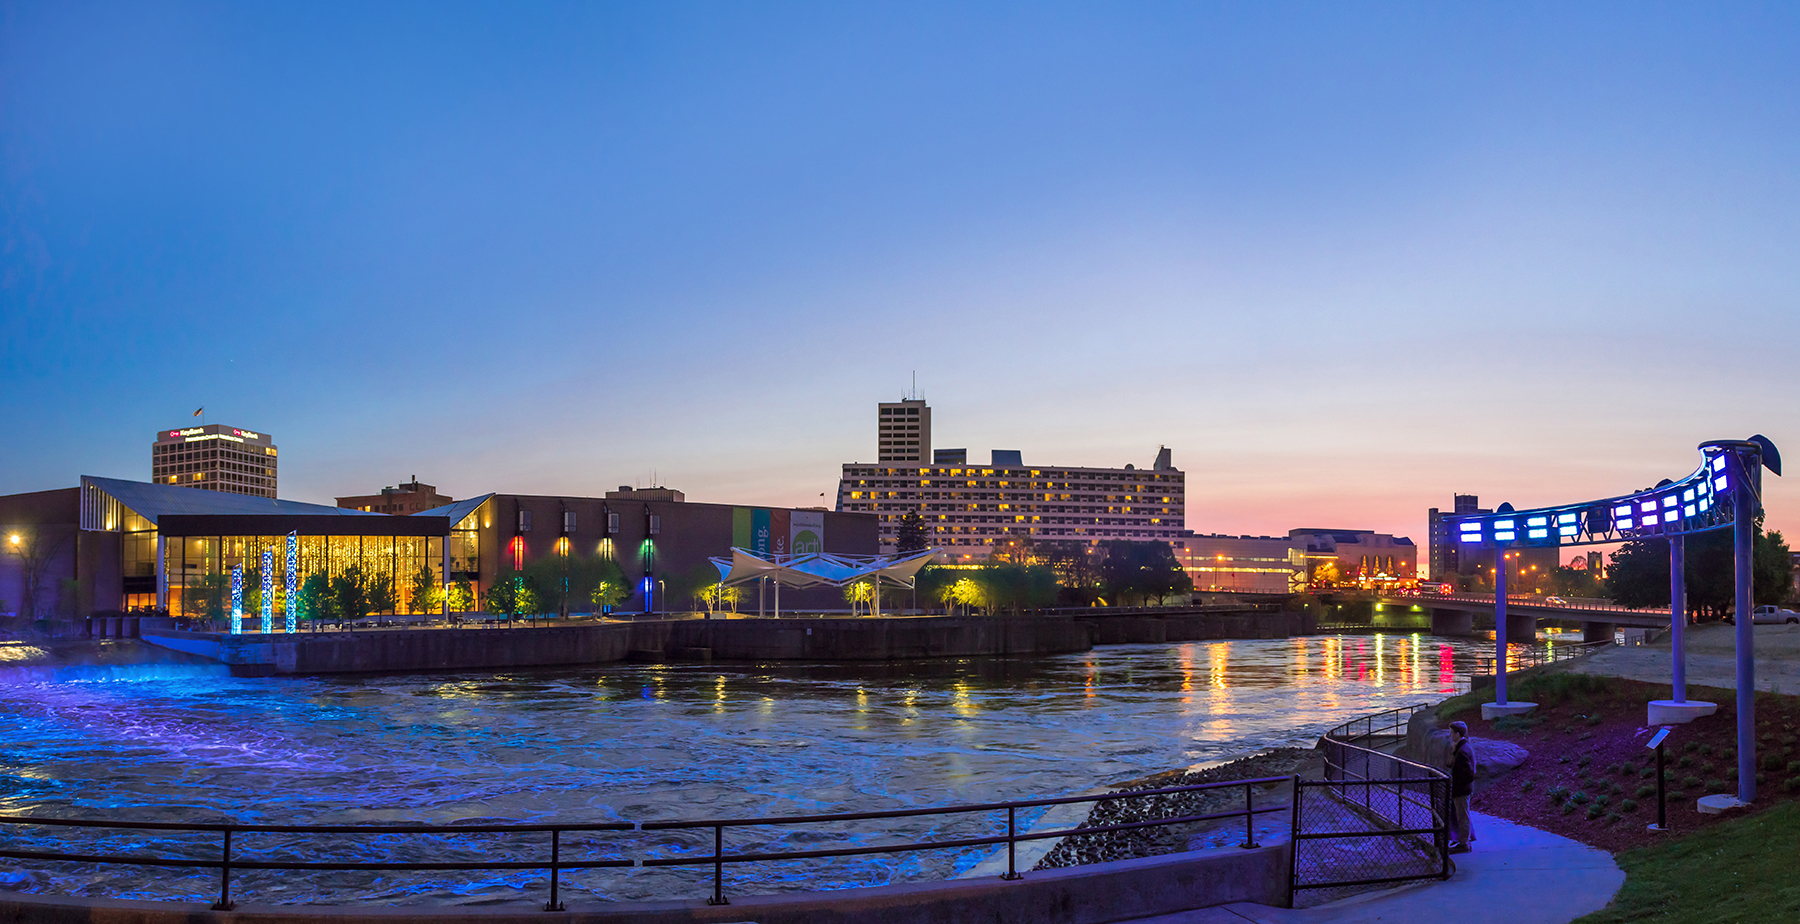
left=1448, top=720, right=1477, bottom=853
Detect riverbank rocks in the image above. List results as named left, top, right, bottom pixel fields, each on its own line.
left=1403, top=710, right=1527, bottom=787
left=1033, top=748, right=1313, bottom=871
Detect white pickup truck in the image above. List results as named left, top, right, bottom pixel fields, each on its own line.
left=1750, top=605, right=1800, bottom=625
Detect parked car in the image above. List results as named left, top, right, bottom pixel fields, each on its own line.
left=1749, top=605, right=1800, bottom=625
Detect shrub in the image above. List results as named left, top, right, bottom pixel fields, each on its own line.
left=1595, top=794, right=1611, bottom=807
left=1494, top=714, right=1543, bottom=733
left=1605, top=762, right=1622, bottom=775
left=1787, top=760, right=1800, bottom=774
left=1785, top=776, right=1800, bottom=793
left=1678, top=755, right=1695, bottom=768
left=1705, top=779, right=1731, bottom=793
left=1640, top=767, right=1656, bottom=780
left=1605, top=811, right=1622, bottom=824
left=1781, top=734, right=1797, bottom=746
left=1546, top=785, right=1569, bottom=804
left=1520, top=779, right=1536, bottom=792
left=1700, top=743, right=1714, bottom=756
left=1586, top=803, right=1605, bottom=819
left=1700, top=761, right=1716, bottom=774
left=1761, top=753, right=1783, bottom=771
left=1577, top=755, right=1593, bottom=768
left=1561, top=802, right=1577, bottom=815
left=1668, top=790, right=1688, bottom=802
left=1682, top=775, right=1703, bottom=789
left=1635, top=785, right=1655, bottom=799
left=1720, top=748, right=1736, bottom=762
left=1620, top=761, right=1638, bottom=775
left=1585, top=714, right=1604, bottom=727
left=1620, top=799, right=1638, bottom=813
left=1571, top=790, right=1592, bottom=805
left=1684, top=741, right=1701, bottom=753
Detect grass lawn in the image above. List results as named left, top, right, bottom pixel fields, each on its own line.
left=1575, top=800, right=1800, bottom=923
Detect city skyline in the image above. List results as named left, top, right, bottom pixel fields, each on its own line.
left=5, top=3, right=1799, bottom=544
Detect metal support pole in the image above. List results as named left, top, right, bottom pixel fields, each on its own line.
left=1240, top=782, right=1258, bottom=848
left=1654, top=740, right=1667, bottom=831
left=1494, top=548, right=1508, bottom=706
left=543, top=828, right=563, bottom=912
left=706, top=825, right=728, bottom=905
left=155, top=533, right=167, bottom=612
left=211, top=829, right=234, bottom=910
left=1670, top=536, right=1686, bottom=703
left=1002, top=806, right=1022, bottom=880
left=1731, top=451, right=1756, bottom=803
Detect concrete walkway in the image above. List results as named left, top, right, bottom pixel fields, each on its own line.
left=1569, top=622, right=1800, bottom=695
left=1124, top=812, right=1623, bottom=924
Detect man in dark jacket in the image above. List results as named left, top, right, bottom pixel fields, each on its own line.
left=1449, top=720, right=1477, bottom=852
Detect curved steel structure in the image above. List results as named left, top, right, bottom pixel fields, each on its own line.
left=1446, top=437, right=1778, bottom=549
left=1448, top=436, right=1779, bottom=805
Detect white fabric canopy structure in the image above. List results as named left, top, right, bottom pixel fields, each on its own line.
left=710, top=548, right=936, bottom=589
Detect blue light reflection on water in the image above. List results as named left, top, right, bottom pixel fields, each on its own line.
left=0, top=634, right=1489, bottom=905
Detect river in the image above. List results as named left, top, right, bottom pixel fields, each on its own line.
left=0, top=633, right=1487, bottom=905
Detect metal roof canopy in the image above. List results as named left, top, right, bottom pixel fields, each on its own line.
left=711, top=548, right=937, bottom=588
left=1448, top=437, right=1780, bottom=550
left=79, top=475, right=389, bottom=531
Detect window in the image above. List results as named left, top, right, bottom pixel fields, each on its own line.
left=607, top=512, right=620, bottom=533
left=563, top=511, right=577, bottom=533
left=518, top=509, right=532, bottom=532
left=648, top=514, right=661, bottom=535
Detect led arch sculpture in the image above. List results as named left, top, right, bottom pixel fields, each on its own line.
left=1448, top=436, right=1780, bottom=805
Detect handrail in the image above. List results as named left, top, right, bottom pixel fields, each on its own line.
left=0, top=776, right=1293, bottom=910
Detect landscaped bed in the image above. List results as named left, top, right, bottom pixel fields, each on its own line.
left=1437, top=670, right=1800, bottom=853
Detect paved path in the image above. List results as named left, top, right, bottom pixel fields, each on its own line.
left=1123, top=812, right=1622, bottom=924
left=1569, top=622, right=1800, bottom=695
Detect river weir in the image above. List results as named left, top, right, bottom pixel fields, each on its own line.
left=0, top=634, right=1488, bottom=905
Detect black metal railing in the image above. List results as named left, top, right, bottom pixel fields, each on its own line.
left=0, top=778, right=1288, bottom=910
left=1473, top=637, right=1615, bottom=676
left=1290, top=706, right=1450, bottom=898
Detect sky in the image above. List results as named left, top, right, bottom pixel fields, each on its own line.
left=4, top=1, right=1799, bottom=547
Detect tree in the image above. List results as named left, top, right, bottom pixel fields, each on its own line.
left=332, top=565, right=371, bottom=622
left=193, top=573, right=231, bottom=624
left=681, top=562, right=724, bottom=613
left=296, top=572, right=335, bottom=625
left=843, top=579, right=873, bottom=615
left=1098, top=540, right=1192, bottom=606
left=590, top=557, right=629, bottom=611
left=409, top=565, right=444, bottom=614
left=973, top=562, right=1059, bottom=615
left=366, top=572, right=397, bottom=616
left=5, top=527, right=71, bottom=621
left=1035, top=542, right=1101, bottom=606
left=1608, top=517, right=1796, bottom=620
left=896, top=513, right=928, bottom=555
left=446, top=579, right=475, bottom=614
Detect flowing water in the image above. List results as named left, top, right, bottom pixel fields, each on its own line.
left=0, top=633, right=1487, bottom=905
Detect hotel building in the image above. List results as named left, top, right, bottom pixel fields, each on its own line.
left=836, top=400, right=1185, bottom=558
left=151, top=425, right=278, bottom=498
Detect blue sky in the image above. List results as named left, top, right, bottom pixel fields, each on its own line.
left=4, top=1, right=1799, bottom=544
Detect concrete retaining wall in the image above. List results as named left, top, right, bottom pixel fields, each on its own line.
left=0, top=840, right=1290, bottom=924
left=139, top=611, right=1289, bottom=675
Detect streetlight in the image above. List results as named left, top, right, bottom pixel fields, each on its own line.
left=657, top=579, right=665, bottom=614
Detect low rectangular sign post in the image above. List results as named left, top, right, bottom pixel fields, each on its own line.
left=1647, top=726, right=1673, bottom=832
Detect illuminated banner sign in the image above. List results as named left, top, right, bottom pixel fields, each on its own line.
left=791, top=511, right=825, bottom=554
left=770, top=509, right=790, bottom=556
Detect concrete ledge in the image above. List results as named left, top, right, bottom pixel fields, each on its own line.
left=1647, top=700, right=1718, bottom=725
left=0, top=842, right=1290, bottom=924
left=1480, top=701, right=1538, bottom=720
left=1697, top=794, right=1749, bottom=815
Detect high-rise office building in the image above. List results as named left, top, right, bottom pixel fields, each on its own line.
left=877, top=399, right=931, bottom=463
left=840, top=400, right=1183, bottom=557
left=151, top=424, right=278, bottom=498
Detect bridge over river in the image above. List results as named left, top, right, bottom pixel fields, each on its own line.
left=1346, top=593, right=1670, bottom=643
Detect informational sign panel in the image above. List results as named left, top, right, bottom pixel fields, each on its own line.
left=792, top=511, right=825, bottom=554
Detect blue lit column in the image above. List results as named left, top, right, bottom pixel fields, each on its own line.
left=230, top=564, right=243, bottom=635
left=1730, top=449, right=1756, bottom=803
left=284, top=532, right=298, bottom=633
left=260, top=548, right=273, bottom=634
left=1494, top=547, right=1508, bottom=706
left=1671, top=536, right=1686, bottom=702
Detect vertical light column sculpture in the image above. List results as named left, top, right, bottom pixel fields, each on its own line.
left=285, top=532, right=298, bottom=634
left=230, top=564, right=244, bottom=635
left=1729, top=449, right=1757, bottom=803
left=1493, top=548, right=1508, bottom=706
left=1670, top=536, right=1686, bottom=702
left=261, top=548, right=274, bottom=634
